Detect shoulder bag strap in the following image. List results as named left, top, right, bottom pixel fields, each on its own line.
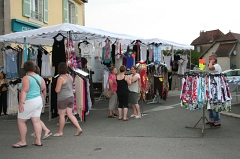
left=28, top=75, right=41, bottom=90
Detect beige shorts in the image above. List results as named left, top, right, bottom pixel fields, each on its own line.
left=18, top=96, right=43, bottom=119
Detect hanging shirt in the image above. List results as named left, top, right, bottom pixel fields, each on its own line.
left=5, top=50, right=19, bottom=79
left=154, top=44, right=162, bottom=64
left=141, top=46, right=147, bottom=61
left=80, top=42, right=93, bottom=57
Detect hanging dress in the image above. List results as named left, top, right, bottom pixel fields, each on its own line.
left=41, top=53, right=52, bottom=78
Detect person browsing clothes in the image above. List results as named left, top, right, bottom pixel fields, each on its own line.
left=53, top=62, right=83, bottom=137
left=207, top=54, right=222, bottom=127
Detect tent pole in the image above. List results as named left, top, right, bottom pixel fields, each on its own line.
left=190, top=49, right=191, bottom=70
left=23, top=37, right=27, bottom=61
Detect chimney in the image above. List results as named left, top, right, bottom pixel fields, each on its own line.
left=200, top=30, right=204, bottom=36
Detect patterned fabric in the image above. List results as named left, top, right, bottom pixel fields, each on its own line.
left=181, top=75, right=231, bottom=112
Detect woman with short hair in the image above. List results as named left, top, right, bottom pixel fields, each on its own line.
left=116, top=65, right=131, bottom=121
left=13, top=61, right=46, bottom=148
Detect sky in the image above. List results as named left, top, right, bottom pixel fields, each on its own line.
left=85, top=0, right=240, bottom=45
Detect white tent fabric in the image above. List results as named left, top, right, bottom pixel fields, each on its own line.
left=140, top=38, right=193, bottom=50
left=0, top=23, right=193, bottom=49
left=0, top=23, right=142, bottom=46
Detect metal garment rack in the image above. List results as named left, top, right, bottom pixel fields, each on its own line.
left=185, top=108, right=212, bottom=134
left=139, top=95, right=148, bottom=117
left=95, top=90, right=107, bottom=101
left=147, top=91, right=162, bottom=104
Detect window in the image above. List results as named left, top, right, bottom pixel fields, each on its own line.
left=62, top=0, right=78, bottom=24
left=22, top=0, right=48, bottom=24
left=196, top=46, right=201, bottom=52
left=30, top=0, right=43, bottom=21
left=68, top=1, right=75, bottom=24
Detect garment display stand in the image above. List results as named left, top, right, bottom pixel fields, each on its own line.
left=139, top=95, right=148, bottom=117
left=147, top=91, right=162, bottom=104
left=185, top=106, right=218, bottom=134
left=95, top=91, right=107, bottom=101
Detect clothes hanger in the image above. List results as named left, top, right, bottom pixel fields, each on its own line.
left=53, top=32, right=66, bottom=39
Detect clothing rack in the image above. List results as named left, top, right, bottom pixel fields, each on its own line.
left=96, top=67, right=109, bottom=101
left=183, top=70, right=226, bottom=134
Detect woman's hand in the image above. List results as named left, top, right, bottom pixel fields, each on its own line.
left=19, top=103, right=24, bottom=113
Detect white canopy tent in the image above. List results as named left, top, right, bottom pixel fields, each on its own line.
left=0, top=23, right=193, bottom=49
left=140, top=38, right=193, bottom=50
left=0, top=23, right=142, bottom=46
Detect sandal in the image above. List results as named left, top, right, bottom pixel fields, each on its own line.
left=108, top=115, right=116, bottom=118
left=118, top=118, right=123, bottom=120
left=53, top=133, right=63, bottom=137
left=113, top=113, right=118, bottom=116
left=42, top=132, right=52, bottom=139
left=31, top=133, right=36, bottom=137
left=12, top=143, right=27, bottom=148
left=123, top=118, right=129, bottom=121
left=32, top=143, right=43, bottom=146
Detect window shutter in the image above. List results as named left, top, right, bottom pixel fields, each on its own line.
left=22, top=0, right=31, bottom=17
left=75, top=4, right=78, bottom=25
left=43, top=0, right=48, bottom=23
left=62, top=0, right=68, bottom=23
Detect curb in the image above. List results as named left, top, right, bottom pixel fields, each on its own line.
left=220, top=102, right=240, bottom=119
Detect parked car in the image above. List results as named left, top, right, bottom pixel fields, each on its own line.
left=222, top=69, right=240, bottom=81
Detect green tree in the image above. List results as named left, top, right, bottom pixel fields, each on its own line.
left=190, top=50, right=201, bottom=69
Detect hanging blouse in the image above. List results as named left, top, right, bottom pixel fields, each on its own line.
left=5, top=50, right=18, bottom=79
left=104, top=38, right=111, bottom=59
left=80, top=42, right=93, bottom=57
left=94, top=40, right=102, bottom=61
left=41, top=53, right=52, bottom=78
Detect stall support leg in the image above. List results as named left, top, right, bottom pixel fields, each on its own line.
left=140, top=97, right=148, bottom=117
left=185, top=108, right=212, bottom=134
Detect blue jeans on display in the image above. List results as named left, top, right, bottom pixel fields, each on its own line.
left=208, top=109, right=220, bottom=122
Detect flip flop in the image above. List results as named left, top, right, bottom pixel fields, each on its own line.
left=12, top=143, right=27, bottom=148
left=53, top=133, right=63, bottom=137
left=42, top=132, right=52, bottom=139
left=32, top=143, right=43, bottom=146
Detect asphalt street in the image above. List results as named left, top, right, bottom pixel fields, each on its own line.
left=1, top=90, right=240, bottom=159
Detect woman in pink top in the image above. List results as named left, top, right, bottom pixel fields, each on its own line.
left=108, top=66, right=118, bottom=118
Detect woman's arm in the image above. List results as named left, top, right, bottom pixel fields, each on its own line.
left=131, top=74, right=139, bottom=83
left=41, top=77, right=47, bottom=99
left=126, top=76, right=132, bottom=86
left=55, top=77, right=63, bottom=93
left=108, top=79, right=114, bottom=91
left=19, top=76, right=30, bottom=112
left=208, top=60, right=215, bottom=70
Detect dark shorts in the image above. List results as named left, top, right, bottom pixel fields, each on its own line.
left=129, top=92, right=140, bottom=104
left=57, top=96, right=74, bottom=110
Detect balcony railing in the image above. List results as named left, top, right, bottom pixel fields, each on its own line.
left=30, top=10, right=43, bottom=22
